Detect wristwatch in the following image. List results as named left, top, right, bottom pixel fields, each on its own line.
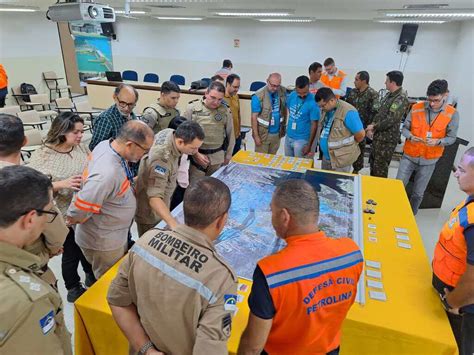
left=139, top=341, right=155, bottom=355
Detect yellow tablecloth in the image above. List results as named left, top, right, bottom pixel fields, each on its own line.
left=75, top=156, right=456, bottom=355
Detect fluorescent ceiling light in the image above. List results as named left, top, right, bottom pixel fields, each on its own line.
left=115, top=10, right=147, bottom=15
left=155, top=17, right=203, bottom=21
left=386, top=12, right=474, bottom=17
left=377, top=19, right=446, bottom=24
left=0, top=7, right=37, bottom=12
left=216, top=12, right=289, bottom=17
left=259, top=18, right=313, bottom=23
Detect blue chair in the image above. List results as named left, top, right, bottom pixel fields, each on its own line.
left=201, top=77, right=211, bottom=87
left=122, top=70, right=138, bottom=81
left=250, top=81, right=266, bottom=91
left=170, top=74, right=185, bottom=85
left=144, top=73, right=159, bottom=83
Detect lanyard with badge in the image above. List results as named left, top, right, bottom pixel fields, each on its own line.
left=109, top=141, right=136, bottom=193
left=426, top=110, right=442, bottom=139
left=270, top=92, right=279, bottom=127
left=291, top=96, right=305, bottom=131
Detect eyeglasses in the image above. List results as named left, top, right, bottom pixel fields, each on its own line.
left=116, top=98, right=136, bottom=109
left=21, top=208, right=59, bottom=223
left=130, top=140, right=150, bottom=154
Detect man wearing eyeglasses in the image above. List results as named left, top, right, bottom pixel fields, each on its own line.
left=0, top=165, right=72, bottom=354
left=396, top=79, right=460, bottom=215
left=0, top=114, right=68, bottom=287
left=89, top=84, right=139, bottom=151
left=68, top=121, right=154, bottom=279
left=184, top=81, right=235, bottom=183
left=251, top=73, right=287, bottom=155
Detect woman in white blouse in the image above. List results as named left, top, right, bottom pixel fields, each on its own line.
left=29, top=112, right=95, bottom=302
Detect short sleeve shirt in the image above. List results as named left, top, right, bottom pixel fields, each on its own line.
left=286, top=91, right=320, bottom=141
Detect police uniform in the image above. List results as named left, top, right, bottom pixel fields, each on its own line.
left=369, top=87, right=409, bottom=177
left=0, top=241, right=72, bottom=354
left=135, top=129, right=181, bottom=236
left=107, top=225, right=238, bottom=354
left=345, top=86, right=380, bottom=173
left=248, top=231, right=363, bottom=353
left=141, top=102, right=179, bottom=134
left=183, top=97, right=235, bottom=182
left=0, top=160, right=68, bottom=285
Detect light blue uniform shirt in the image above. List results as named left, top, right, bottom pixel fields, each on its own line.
left=286, top=91, right=320, bottom=141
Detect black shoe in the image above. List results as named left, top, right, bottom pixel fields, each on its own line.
left=85, top=273, right=97, bottom=288
left=67, top=284, right=87, bottom=303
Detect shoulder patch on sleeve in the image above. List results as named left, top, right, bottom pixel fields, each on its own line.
left=154, top=165, right=167, bottom=176
left=222, top=313, right=232, bottom=337
left=39, top=310, right=55, bottom=335
left=224, top=294, right=237, bottom=312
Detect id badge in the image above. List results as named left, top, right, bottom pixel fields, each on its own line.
left=426, top=132, right=432, bottom=139
left=291, top=122, right=297, bottom=130
left=270, top=116, right=275, bottom=126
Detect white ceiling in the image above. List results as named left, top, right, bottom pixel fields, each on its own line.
left=1, top=0, right=473, bottom=20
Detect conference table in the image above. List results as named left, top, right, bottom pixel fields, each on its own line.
left=74, top=151, right=456, bottom=355
left=86, top=79, right=254, bottom=126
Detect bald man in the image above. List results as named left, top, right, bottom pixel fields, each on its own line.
left=90, top=84, right=139, bottom=151
left=68, top=121, right=154, bottom=278
left=251, top=73, right=288, bottom=155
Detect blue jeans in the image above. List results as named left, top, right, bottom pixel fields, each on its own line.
left=396, top=155, right=436, bottom=215
left=285, top=137, right=308, bottom=157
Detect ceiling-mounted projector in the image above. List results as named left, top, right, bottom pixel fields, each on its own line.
left=47, top=1, right=115, bottom=23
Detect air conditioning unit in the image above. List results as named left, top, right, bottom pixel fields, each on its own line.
left=47, top=2, right=115, bottom=23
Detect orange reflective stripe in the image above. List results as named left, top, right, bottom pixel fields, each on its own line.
left=76, top=197, right=101, bottom=209
left=74, top=201, right=100, bottom=214
left=117, top=178, right=130, bottom=197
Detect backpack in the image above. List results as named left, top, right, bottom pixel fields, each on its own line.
left=20, top=83, right=38, bottom=102
left=189, top=80, right=209, bottom=91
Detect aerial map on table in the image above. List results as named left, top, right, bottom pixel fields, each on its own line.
left=171, top=163, right=359, bottom=281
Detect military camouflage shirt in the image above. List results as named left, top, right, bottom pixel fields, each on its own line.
left=345, top=86, right=380, bottom=127
left=372, top=87, right=409, bottom=144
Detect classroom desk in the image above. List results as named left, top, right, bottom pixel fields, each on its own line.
left=86, top=79, right=254, bottom=126
left=74, top=154, right=456, bottom=355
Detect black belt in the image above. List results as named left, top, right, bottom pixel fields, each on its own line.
left=199, top=146, right=224, bottom=155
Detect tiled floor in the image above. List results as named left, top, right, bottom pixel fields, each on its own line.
left=37, top=107, right=467, bottom=350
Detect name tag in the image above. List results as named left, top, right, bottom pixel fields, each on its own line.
left=426, top=132, right=432, bottom=139
left=291, top=122, right=297, bottom=130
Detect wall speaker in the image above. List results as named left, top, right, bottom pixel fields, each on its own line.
left=398, top=24, right=418, bottom=46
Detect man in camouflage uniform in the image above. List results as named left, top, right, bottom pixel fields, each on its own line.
left=345, top=71, right=380, bottom=174
left=141, top=81, right=180, bottom=134
left=135, top=121, right=204, bottom=236
left=183, top=81, right=235, bottom=183
left=367, top=70, right=409, bottom=178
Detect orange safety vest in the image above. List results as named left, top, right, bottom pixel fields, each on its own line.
left=404, top=102, right=455, bottom=160
left=258, top=231, right=363, bottom=355
left=0, top=64, right=8, bottom=89
left=432, top=198, right=474, bottom=287
left=320, top=70, right=346, bottom=98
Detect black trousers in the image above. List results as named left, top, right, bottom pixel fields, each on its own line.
left=446, top=311, right=474, bottom=355
left=62, top=227, right=93, bottom=290
left=0, top=87, right=7, bottom=108
left=170, top=185, right=186, bottom=211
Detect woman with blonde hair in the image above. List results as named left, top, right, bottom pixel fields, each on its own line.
left=29, top=111, right=95, bottom=302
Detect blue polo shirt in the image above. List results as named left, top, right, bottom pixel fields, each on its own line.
left=286, top=91, right=320, bottom=141
left=319, top=107, right=363, bottom=160
left=251, top=91, right=281, bottom=134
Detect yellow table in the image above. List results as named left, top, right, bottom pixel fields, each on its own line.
left=75, top=158, right=456, bottom=355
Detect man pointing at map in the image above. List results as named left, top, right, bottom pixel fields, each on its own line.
left=238, top=179, right=363, bottom=355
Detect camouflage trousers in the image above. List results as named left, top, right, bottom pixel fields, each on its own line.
left=369, top=140, right=397, bottom=178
